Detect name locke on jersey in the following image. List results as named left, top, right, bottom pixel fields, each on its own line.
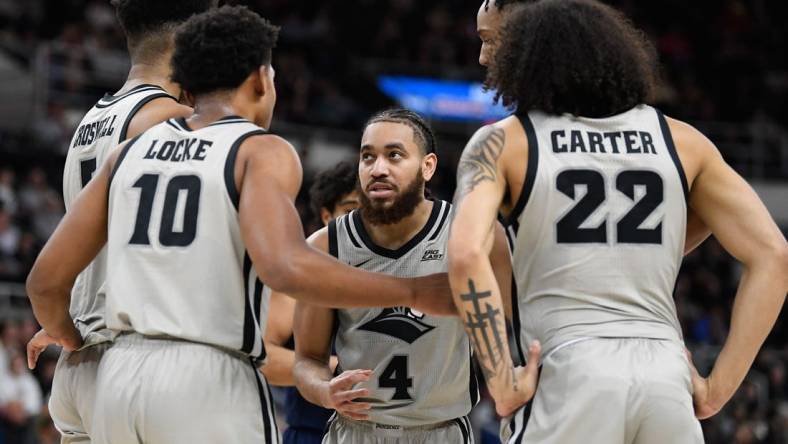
left=141, top=137, right=212, bottom=162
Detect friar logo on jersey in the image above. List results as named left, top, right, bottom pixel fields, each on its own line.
left=358, top=307, right=435, bottom=344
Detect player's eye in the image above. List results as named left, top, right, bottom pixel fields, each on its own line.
left=389, top=152, right=403, bottom=160
left=361, top=153, right=374, bottom=162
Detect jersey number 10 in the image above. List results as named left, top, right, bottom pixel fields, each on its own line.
left=129, top=173, right=201, bottom=247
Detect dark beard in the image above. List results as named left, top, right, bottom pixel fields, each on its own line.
left=359, top=171, right=425, bottom=226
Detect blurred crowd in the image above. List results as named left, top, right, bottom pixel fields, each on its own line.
left=0, top=0, right=786, bottom=443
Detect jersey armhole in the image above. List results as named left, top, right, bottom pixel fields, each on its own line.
left=224, top=130, right=268, bottom=211
left=655, top=109, right=690, bottom=204
left=327, top=219, right=339, bottom=259
left=108, top=134, right=142, bottom=189
left=118, top=93, right=178, bottom=141
left=502, top=112, right=539, bottom=233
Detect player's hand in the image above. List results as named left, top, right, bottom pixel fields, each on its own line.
left=27, top=329, right=60, bottom=369
left=686, top=349, right=723, bottom=419
left=323, top=369, right=373, bottom=420
left=495, top=340, right=542, bottom=417
left=411, top=273, right=457, bottom=316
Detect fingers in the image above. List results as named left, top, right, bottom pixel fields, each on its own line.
left=331, top=369, right=372, bottom=390
left=26, top=341, right=42, bottom=370
left=333, top=388, right=370, bottom=404
left=524, top=340, right=541, bottom=372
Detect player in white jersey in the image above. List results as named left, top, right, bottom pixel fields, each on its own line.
left=24, top=1, right=213, bottom=442
left=293, top=109, right=511, bottom=444
left=25, top=7, right=454, bottom=444
left=449, top=1, right=788, bottom=443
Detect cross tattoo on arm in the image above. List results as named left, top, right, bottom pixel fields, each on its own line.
left=460, top=279, right=508, bottom=382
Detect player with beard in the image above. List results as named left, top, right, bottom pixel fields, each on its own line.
left=292, top=108, right=523, bottom=444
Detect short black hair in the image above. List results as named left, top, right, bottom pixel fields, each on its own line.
left=171, top=5, right=279, bottom=96
left=483, top=0, right=530, bottom=11
left=111, top=0, right=217, bottom=39
left=309, top=161, right=358, bottom=216
left=363, top=108, right=437, bottom=155
left=487, top=0, right=658, bottom=117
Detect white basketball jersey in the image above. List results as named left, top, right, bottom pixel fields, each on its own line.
left=104, top=116, right=268, bottom=362
left=62, top=84, right=175, bottom=339
left=504, top=105, right=688, bottom=358
left=330, top=201, right=478, bottom=426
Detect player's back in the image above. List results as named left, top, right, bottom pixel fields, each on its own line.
left=331, top=201, right=478, bottom=427
left=505, top=105, right=688, bottom=355
left=63, top=84, right=176, bottom=339
left=104, top=116, right=268, bottom=361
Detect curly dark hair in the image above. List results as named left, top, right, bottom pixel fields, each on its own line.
left=171, top=6, right=279, bottom=96
left=111, top=0, right=217, bottom=38
left=309, top=161, right=359, bottom=217
left=487, top=0, right=658, bottom=117
left=363, top=108, right=436, bottom=155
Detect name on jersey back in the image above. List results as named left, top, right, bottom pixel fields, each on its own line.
left=551, top=130, right=657, bottom=155
left=72, top=115, right=117, bottom=149
left=142, top=138, right=212, bottom=162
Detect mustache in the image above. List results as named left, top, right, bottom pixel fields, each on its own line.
left=365, top=179, right=398, bottom=192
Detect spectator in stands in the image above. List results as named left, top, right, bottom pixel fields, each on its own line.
left=0, top=349, right=42, bottom=443
left=0, top=207, right=22, bottom=280
left=0, top=169, right=16, bottom=216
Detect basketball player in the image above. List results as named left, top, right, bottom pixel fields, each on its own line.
left=25, top=1, right=215, bottom=442
left=293, top=108, right=516, bottom=444
left=476, top=0, right=710, bottom=254
left=450, top=1, right=788, bottom=443
left=25, top=7, right=453, bottom=444
left=262, top=161, right=359, bottom=444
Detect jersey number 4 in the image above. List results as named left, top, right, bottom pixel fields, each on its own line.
left=129, top=173, right=201, bottom=247
left=379, top=355, right=413, bottom=400
left=556, top=169, right=663, bottom=245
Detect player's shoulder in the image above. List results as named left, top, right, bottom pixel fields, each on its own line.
left=124, top=97, right=191, bottom=140
left=306, top=225, right=330, bottom=253
left=664, top=116, right=719, bottom=156
left=239, top=133, right=299, bottom=162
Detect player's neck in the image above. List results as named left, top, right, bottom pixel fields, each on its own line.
left=363, top=199, right=434, bottom=250
left=119, top=57, right=181, bottom=99
left=187, top=94, right=252, bottom=129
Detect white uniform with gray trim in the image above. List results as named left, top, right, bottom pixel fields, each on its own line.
left=323, top=200, right=477, bottom=443
left=502, top=105, right=703, bottom=444
left=91, top=116, right=280, bottom=444
left=53, top=84, right=176, bottom=444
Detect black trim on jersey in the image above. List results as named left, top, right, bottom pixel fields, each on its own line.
left=94, top=84, right=168, bottom=109
left=224, top=130, right=268, bottom=211
left=118, top=93, right=176, bottom=141
left=503, top=113, right=539, bottom=231
left=344, top=214, right=362, bottom=249
left=250, top=359, right=276, bottom=443
left=510, top=276, right=526, bottom=366
left=176, top=117, right=193, bottom=131
left=469, top=344, right=480, bottom=406
left=352, top=199, right=443, bottom=259
left=428, top=201, right=451, bottom=242
left=328, top=219, right=339, bottom=258
left=656, top=109, right=690, bottom=203
left=165, top=120, right=182, bottom=131
left=242, top=254, right=256, bottom=355
left=254, top=279, right=267, bottom=363
left=108, top=134, right=142, bottom=189
left=454, top=417, right=470, bottom=443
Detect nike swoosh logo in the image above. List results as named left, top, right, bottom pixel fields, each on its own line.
left=352, top=259, right=372, bottom=268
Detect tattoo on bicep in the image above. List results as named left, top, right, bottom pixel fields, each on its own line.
left=454, top=126, right=505, bottom=202
left=460, top=279, right=509, bottom=382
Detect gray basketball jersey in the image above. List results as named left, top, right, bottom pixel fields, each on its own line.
left=330, top=200, right=478, bottom=426
left=104, top=116, right=269, bottom=362
left=503, top=105, right=688, bottom=359
left=62, top=84, right=176, bottom=339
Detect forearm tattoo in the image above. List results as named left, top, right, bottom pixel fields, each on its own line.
left=460, top=278, right=510, bottom=384
left=454, top=126, right=505, bottom=202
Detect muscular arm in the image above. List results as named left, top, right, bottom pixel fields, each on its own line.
left=672, top=118, right=788, bottom=417
left=448, top=123, right=538, bottom=416
left=260, top=290, right=298, bottom=386
left=684, top=209, right=710, bottom=255
left=26, top=143, right=126, bottom=350
left=237, top=136, right=453, bottom=314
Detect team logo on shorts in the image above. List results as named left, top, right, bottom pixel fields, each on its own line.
left=358, top=307, right=435, bottom=343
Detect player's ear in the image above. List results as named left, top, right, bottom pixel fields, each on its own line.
left=252, top=67, right=265, bottom=97
left=257, top=65, right=274, bottom=97
left=320, top=208, right=333, bottom=226
left=421, top=153, right=438, bottom=182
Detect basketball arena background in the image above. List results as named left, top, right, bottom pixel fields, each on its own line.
left=0, top=0, right=785, bottom=443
